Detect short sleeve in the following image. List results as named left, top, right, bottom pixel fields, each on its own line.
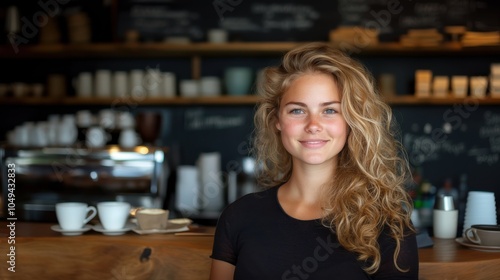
left=210, top=205, right=238, bottom=265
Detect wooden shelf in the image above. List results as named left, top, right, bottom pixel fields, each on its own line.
left=1, top=42, right=499, bottom=58
left=2, top=95, right=500, bottom=106
left=0, top=95, right=260, bottom=106
left=384, top=95, right=500, bottom=105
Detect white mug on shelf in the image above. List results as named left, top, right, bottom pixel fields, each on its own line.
left=180, top=79, right=200, bottom=97
left=161, top=72, right=176, bottom=97
left=74, top=72, right=93, bottom=98
left=145, top=68, right=161, bottom=97
left=129, top=69, right=145, bottom=98
left=94, top=69, right=112, bottom=98
left=113, top=71, right=128, bottom=97
left=200, top=76, right=221, bottom=97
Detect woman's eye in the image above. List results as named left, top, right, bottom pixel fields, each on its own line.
left=324, top=108, right=337, bottom=114
left=289, top=108, right=304, bottom=114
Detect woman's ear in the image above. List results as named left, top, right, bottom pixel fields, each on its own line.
left=275, top=120, right=281, bottom=131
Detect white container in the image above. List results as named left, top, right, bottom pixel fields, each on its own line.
left=432, top=76, right=449, bottom=98
left=470, top=76, right=488, bottom=98
left=200, top=76, right=221, bottom=97
left=74, top=72, right=93, bottom=97
left=161, top=72, right=176, bottom=97
left=145, top=68, right=161, bottom=97
left=207, top=29, right=228, bottom=43
left=175, top=165, right=201, bottom=214
left=415, top=70, right=432, bottom=98
left=451, top=76, right=468, bottom=97
left=94, top=69, right=112, bottom=98
left=129, top=69, right=145, bottom=98
left=180, top=79, right=200, bottom=97
left=113, top=71, right=128, bottom=97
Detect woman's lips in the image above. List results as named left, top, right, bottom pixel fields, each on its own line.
left=299, top=140, right=328, bottom=148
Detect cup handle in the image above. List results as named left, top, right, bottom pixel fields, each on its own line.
left=83, top=206, right=97, bottom=225
left=464, top=228, right=481, bottom=244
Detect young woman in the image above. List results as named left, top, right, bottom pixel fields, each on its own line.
left=209, top=42, right=418, bottom=279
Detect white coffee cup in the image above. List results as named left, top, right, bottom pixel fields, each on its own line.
left=97, top=201, right=131, bottom=230
left=56, top=202, right=97, bottom=230
left=32, top=122, right=49, bottom=147
left=116, top=111, right=135, bottom=129
left=57, top=115, right=78, bottom=146
left=118, top=128, right=141, bottom=148
left=98, top=109, right=116, bottom=130
left=76, top=110, right=94, bottom=128
left=86, top=126, right=108, bottom=148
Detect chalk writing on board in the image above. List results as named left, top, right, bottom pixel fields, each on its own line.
left=403, top=132, right=468, bottom=166
left=184, top=109, right=245, bottom=130
left=468, top=148, right=499, bottom=166
left=464, top=111, right=500, bottom=166
left=221, top=3, right=320, bottom=32
left=337, top=0, right=370, bottom=25
left=403, top=134, right=440, bottom=165
left=126, top=5, right=204, bottom=39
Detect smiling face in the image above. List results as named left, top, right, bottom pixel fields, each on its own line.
left=276, top=72, right=349, bottom=168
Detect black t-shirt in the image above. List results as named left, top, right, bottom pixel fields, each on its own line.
left=211, top=186, right=419, bottom=279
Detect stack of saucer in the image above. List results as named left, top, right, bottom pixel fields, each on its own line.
left=462, top=191, right=497, bottom=236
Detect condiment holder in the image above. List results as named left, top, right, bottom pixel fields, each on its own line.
left=433, top=195, right=458, bottom=239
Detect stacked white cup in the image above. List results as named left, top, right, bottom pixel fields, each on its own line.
left=462, top=191, right=497, bottom=236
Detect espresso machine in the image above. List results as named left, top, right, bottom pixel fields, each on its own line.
left=0, top=145, right=168, bottom=222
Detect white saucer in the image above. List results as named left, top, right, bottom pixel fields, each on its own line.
left=455, top=237, right=500, bottom=252
left=133, top=218, right=192, bottom=235
left=51, top=224, right=92, bottom=236
left=92, top=222, right=135, bottom=236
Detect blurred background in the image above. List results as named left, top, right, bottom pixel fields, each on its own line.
left=0, top=0, right=499, bottom=229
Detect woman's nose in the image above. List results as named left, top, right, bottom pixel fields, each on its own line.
left=305, top=115, right=322, bottom=133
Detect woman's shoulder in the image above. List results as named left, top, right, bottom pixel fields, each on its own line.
left=219, top=186, right=278, bottom=219
left=228, top=186, right=276, bottom=208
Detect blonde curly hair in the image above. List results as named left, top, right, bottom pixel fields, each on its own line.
left=253, top=42, right=414, bottom=274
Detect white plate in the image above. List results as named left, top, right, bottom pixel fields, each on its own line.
left=455, top=237, right=500, bottom=252
left=92, top=222, right=135, bottom=236
left=132, top=218, right=192, bottom=235
left=51, top=224, right=92, bottom=236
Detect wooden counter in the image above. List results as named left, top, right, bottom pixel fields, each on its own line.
left=1, top=222, right=500, bottom=280
left=0, top=221, right=215, bottom=280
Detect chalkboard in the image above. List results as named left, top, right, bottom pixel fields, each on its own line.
left=115, top=0, right=499, bottom=42
left=394, top=105, right=500, bottom=192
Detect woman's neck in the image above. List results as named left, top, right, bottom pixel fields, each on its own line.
left=277, top=161, right=335, bottom=220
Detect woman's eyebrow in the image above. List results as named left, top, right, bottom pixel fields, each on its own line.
left=284, top=101, right=341, bottom=106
